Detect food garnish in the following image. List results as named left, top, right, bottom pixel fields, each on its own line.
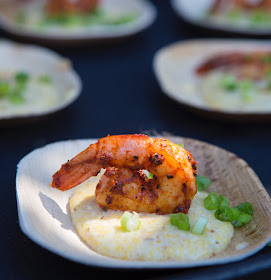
left=207, top=0, right=271, bottom=27
left=120, top=211, right=141, bottom=232
left=191, top=216, right=208, bottom=235
left=16, top=0, right=138, bottom=29
left=203, top=190, right=254, bottom=227
left=196, top=175, right=212, bottom=192
left=169, top=213, right=190, bottom=231
left=0, top=71, right=52, bottom=105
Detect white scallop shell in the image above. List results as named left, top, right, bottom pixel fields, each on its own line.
left=16, top=137, right=271, bottom=268
left=0, top=0, right=157, bottom=44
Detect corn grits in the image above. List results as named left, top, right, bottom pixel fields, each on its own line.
left=69, top=174, right=234, bottom=261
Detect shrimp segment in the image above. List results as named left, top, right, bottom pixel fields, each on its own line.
left=51, top=134, right=197, bottom=214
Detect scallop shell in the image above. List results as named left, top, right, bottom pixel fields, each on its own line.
left=16, top=136, right=271, bottom=268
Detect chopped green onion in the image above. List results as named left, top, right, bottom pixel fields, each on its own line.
left=231, top=220, right=244, bottom=228
left=231, top=207, right=242, bottom=221
left=251, top=10, right=270, bottom=24
left=239, top=79, right=253, bottom=90
left=38, top=75, right=52, bottom=84
left=120, top=211, right=141, bottom=232
left=215, top=206, right=236, bottom=222
left=217, top=195, right=229, bottom=208
left=204, top=191, right=219, bottom=210
left=230, top=202, right=254, bottom=227
left=196, top=175, right=212, bottom=192
left=220, top=75, right=238, bottom=91
left=9, top=93, right=24, bottom=105
left=178, top=144, right=184, bottom=148
left=235, top=202, right=254, bottom=215
left=237, top=212, right=252, bottom=223
left=192, top=216, right=208, bottom=235
left=15, top=72, right=29, bottom=84
left=106, top=14, right=137, bottom=25
left=203, top=190, right=254, bottom=227
left=262, top=54, right=271, bottom=64
left=148, top=172, right=154, bottom=179
left=227, top=9, right=242, bottom=21
left=241, top=90, right=256, bottom=102
left=39, top=9, right=136, bottom=28
left=0, top=81, right=10, bottom=96
left=239, top=79, right=255, bottom=102
left=169, top=213, right=190, bottom=231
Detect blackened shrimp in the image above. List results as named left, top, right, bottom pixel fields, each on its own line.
left=196, top=51, right=271, bottom=81
left=46, top=0, right=99, bottom=15
left=51, top=134, right=197, bottom=214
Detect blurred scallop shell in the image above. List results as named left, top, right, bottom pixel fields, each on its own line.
left=171, top=0, right=271, bottom=36
left=0, top=40, right=81, bottom=124
left=153, top=39, right=271, bottom=121
left=0, top=0, right=157, bottom=45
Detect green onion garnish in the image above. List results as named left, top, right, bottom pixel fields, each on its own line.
left=9, top=93, right=24, bottom=105
left=217, top=194, right=230, bottom=208
left=220, top=75, right=238, bottom=91
left=230, top=202, right=254, bottom=227
left=120, top=211, right=141, bottom=232
left=262, top=54, right=271, bottom=64
left=192, top=216, right=208, bottom=235
left=204, top=191, right=219, bottom=210
left=235, top=202, right=254, bottom=215
left=169, top=213, right=190, bottom=231
left=215, top=206, right=236, bottom=222
left=178, top=144, right=184, bottom=148
left=38, top=75, right=52, bottom=84
left=15, top=72, right=29, bottom=84
left=251, top=10, right=270, bottom=24
left=0, top=81, right=10, bottom=97
left=196, top=175, right=212, bottom=192
left=202, top=189, right=254, bottom=227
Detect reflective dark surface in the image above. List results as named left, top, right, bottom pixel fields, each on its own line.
left=0, top=1, right=270, bottom=279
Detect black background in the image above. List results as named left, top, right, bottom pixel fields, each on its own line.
left=0, top=1, right=271, bottom=279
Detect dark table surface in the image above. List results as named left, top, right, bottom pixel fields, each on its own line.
left=1, top=1, right=271, bottom=279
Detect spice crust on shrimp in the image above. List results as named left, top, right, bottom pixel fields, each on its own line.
left=51, top=134, right=197, bottom=214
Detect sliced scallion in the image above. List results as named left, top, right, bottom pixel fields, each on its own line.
left=196, top=175, right=212, bottom=192
left=217, top=195, right=229, bottom=208
left=220, top=75, right=238, bottom=91
left=204, top=191, right=219, bottom=210
left=169, top=213, right=190, bottom=231
left=192, top=216, right=208, bottom=235
left=120, top=211, right=141, bottom=232
left=38, top=75, right=52, bottom=84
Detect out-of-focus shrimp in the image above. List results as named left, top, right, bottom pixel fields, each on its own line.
left=51, top=134, right=197, bottom=214
left=46, top=0, right=99, bottom=15
left=196, top=51, right=271, bottom=81
left=210, top=0, right=271, bottom=14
